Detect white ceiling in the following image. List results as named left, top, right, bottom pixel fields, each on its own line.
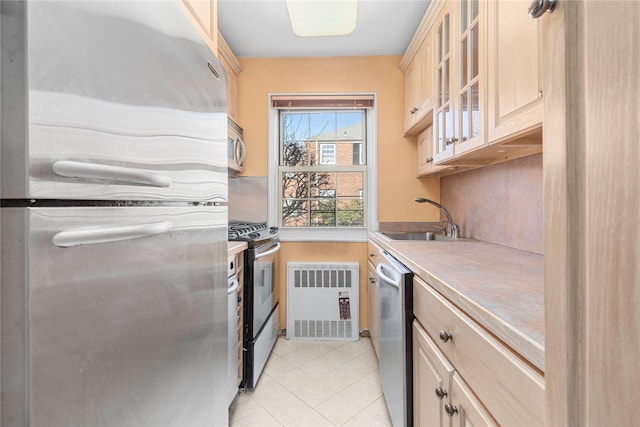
left=218, top=0, right=431, bottom=58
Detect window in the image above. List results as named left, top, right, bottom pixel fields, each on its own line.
left=269, top=94, right=377, bottom=241
left=319, top=143, right=336, bottom=165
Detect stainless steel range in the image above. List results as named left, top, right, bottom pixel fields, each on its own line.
left=228, top=221, right=280, bottom=390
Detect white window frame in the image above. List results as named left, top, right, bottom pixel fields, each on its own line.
left=319, top=143, right=337, bottom=165
left=268, top=92, right=378, bottom=242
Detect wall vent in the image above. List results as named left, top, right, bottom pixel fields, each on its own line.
left=286, top=262, right=359, bottom=341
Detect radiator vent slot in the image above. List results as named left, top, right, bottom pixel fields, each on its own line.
left=286, top=262, right=359, bottom=341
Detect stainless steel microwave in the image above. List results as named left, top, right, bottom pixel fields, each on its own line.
left=228, top=118, right=245, bottom=176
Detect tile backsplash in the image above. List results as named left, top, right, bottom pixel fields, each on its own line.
left=440, top=153, right=543, bottom=254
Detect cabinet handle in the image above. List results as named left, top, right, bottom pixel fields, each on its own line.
left=445, top=137, right=458, bottom=146
left=435, top=386, right=448, bottom=400
left=445, top=402, right=458, bottom=417
left=528, top=0, right=557, bottom=18
left=369, top=277, right=376, bottom=284
left=369, top=253, right=375, bottom=257
left=439, top=330, right=453, bottom=343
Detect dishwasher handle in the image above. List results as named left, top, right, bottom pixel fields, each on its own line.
left=376, top=262, right=402, bottom=289
left=53, top=221, right=173, bottom=248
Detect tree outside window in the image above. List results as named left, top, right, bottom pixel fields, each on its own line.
left=280, top=110, right=366, bottom=228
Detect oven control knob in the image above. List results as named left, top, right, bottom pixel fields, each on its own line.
left=248, top=232, right=260, bottom=239
left=269, top=226, right=279, bottom=234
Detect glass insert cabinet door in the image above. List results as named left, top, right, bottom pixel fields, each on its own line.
left=433, top=3, right=454, bottom=163
left=456, top=0, right=485, bottom=155
left=433, top=0, right=485, bottom=164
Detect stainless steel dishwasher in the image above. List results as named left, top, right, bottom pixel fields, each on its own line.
left=376, top=250, right=414, bottom=427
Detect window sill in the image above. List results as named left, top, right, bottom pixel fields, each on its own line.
left=278, top=228, right=369, bottom=242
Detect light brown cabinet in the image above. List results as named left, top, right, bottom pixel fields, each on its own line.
left=413, top=321, right=497, bottom=427
left=218, top=33, right=241, bottom=123
left=434, top=0, right=487, bottom=163
left=432, top=1, right=455, bottom=164
left=543, top=2, right=640, bottom=424
left=413, top=275, right=545, bottom=426
left=416, top=125, right=447, bottom=176
left=413, top=321, right=454, bottom=426
left=367, top=241, right=381, bottom=357
left=367, top=263, right=379, bottom=358
left=404, top=0, right=542, bottom=177
left=180, top=0, right=218, bottom=54
left=486, top=0, right=542, bottom=144
left=403, top=34, right=434, bottom=136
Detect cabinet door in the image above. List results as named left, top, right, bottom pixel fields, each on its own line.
left=417, top=125, right=446, bottom=176
left=415, top=33, right=434, bottom=127
left=404, top=33, right=434, bottom=136
left=433, top=2, right=455, bottom=163
left=404, top=58, right=420, bottom=131
left=182, top=0, right=212, bottom=35
left=453, top=0, right=486, bottom=155
left=448, top=373, right=498, bottom=427
left=367, top=262, right=379, bottom=358
left=486, top=0, right=542, bottom=143
left=413, top=321, right=454, bottom=427
left=221, top=56, right=239, bottom=123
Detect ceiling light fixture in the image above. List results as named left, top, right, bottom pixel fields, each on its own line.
left=285, top=0, right=358, bottom=37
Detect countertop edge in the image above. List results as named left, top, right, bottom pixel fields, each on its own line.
left=227, top=241, right=247, bottom=257
left=369, top=232, right=545, bottom=373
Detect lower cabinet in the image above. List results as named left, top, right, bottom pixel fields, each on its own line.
left=367, top=243, right=381, bottom=358
left=413, top=321, right=453, bottom=426
left=367, top=263, right=379, bottom=358
left=412, top=275, right=545, bottom=426
left=413, top=321, right=497, bottom=427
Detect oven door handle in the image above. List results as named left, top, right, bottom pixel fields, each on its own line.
left=255, top=242, right=281, bottom=260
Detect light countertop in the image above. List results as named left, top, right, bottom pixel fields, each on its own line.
left=227, top=241, right=247, bottom=257
left=369, top=232, right=544, bottom=372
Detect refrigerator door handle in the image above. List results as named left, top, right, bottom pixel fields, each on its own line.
left=53, top=221, right=173, bottom=247
left=52, top=160, right=172, bottom=188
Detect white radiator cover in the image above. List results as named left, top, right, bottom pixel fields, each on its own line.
left=286, top=262, right=359, bottom=341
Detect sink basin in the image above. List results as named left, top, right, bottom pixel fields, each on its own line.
left=381, top=232, right=467, bottom=242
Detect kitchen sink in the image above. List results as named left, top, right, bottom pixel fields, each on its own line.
left=381, top=232, right=467, bottom=242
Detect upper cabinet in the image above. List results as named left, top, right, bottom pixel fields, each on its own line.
left=218, top=33, right=242, bottom=123
left=180, top=0, right=242, bottom=124
left=404, top=0, right=543, bottom=177
left=454, top=0, right=486, bottom=155
left=403, top=33, right=434, bottom=135
left=434, top=0, right=487, bottom=163
left=180, top=0, right=219, bottom=54
left=486, top=0, right=542, bottom=143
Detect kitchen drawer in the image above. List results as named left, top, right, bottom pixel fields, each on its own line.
left=413, top=276, right=545, bottom=426
left=367, top=241, right=382, bottom=266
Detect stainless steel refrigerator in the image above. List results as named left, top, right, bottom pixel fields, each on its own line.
left=1, top=2, right=228, bottom=426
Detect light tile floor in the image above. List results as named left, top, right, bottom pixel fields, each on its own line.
left=229, top=337, right=392, bottom=426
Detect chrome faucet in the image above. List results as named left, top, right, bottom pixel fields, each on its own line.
left=415, top=198, right=460, bottom=239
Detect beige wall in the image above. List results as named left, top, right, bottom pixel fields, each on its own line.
left=236, top=56, right=440, bottom=329
left=275, top=242, right=368, bottom=329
